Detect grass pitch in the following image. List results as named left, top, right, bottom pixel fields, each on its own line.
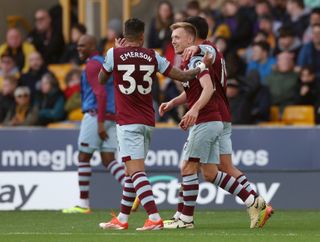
left=0, top=210, right=319, bottom=242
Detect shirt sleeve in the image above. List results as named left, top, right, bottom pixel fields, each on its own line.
left=102, top=47, right=114, bottom=73
left=155, top=51, right=173, bottom=75
left=87, top=60, right=107, bottom=122
left=199, top=44, right=217, bottom=64
left=189, top=56, right=210, bottom=79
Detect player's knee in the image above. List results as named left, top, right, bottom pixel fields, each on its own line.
left=202, top=170, right=216, bottom=182
left=78, top=152, right=91, bottom=164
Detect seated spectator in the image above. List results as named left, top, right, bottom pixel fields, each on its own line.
left=0, top=52, right=20, bottom=90
left=226, top=78, right=252, bottom=124
left=297, top=24, right=320, bottom=80
left=174, top=10, right=188, bottom=23
left=64, top=69, right=81, bottom=114
left=273, top=26, right=301, bottom=60
left=303, top=8, right=320, bottom=44
left=28, top=9, right=65, bottom=64
left=295, top=66, right=318, bottom=105
left=60, top=23, right=86, bottom=64
left=285, top=0, right=310, bottom=38
left=257, top=15, right=277, bottom=49
left=0, top=76, right=17, bottom=123
left=35, top=73, right=65, bottom=125
left=0, top=28, right=36, bottom=73
left=148, top=0, right=173, bottom=49
left=3, top=86, right=37, bottom=126
left=98, top=19, right=122, bottom=54
left=221, top=0, right=253, bottom=51
left=246, top=41, right=276, bottom=84
left=186, top=0, right=201, bottom=17
left=240, top=30, right=268, bottom=63
left=266, top=52, right=299, bottom=112
left=19, top=51, right=50, bottom=101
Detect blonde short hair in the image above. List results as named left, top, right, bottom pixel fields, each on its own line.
left=170, top=22, right=197, bottom=39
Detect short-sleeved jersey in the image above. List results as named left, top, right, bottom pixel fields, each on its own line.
left=200, top=40, right=231, bottom=122
left=182, top=56, right=222, bottom=124
left=102, top=47, right=172, bottom=126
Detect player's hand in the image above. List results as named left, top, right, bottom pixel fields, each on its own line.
left=115, top=38, right=127, bottom=48
left=202, top=51, right=213, bottom=67
left=159, top=101, right=174, bottom=117
left=182, top=46, right=200, bottom=62
left=98, top=122, right=108, bottom=140
left=180, top=108, right=199, bottom=129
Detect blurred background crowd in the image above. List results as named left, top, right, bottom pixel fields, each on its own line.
left=1, top=0, right=320, bottom=127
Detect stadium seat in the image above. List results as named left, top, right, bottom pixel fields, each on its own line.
left=270, top=106, right=280, bottom=121
left=47, top=122, right=78, bottom=129
left=68, top=108, right=84, bottom=121
left=282, top=105, right=315, bottom=126
left=48, top=64, right=74, bottom=90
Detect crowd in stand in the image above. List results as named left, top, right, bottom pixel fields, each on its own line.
left=1, top=0, right=320, bottom=127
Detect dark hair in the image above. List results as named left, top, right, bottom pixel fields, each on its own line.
left=71, top=23, right=87, bottom=34
left=288, top=0, right=304, bottom=8
left=252, top=41, right=270, bottom=53
left=185, top=16, right=208, bottom=40
left=255, top=29, right=269, bottom=39
left=278, top=26, right=295, bottom=37
left=65, top=69, right=82, bottom=85
left=301, top=65, right=315, bottom=75
left=311, top=7, right=320, bottom=15
left=187, top=0, right=200, bottom=10
left=124, top=18, right=145, bottom=41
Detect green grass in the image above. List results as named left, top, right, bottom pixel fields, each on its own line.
left=0, top=210, right=319, bottom=242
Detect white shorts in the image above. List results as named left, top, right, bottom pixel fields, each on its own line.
left=182, top=121, right=224, bottom=164
left=219, top=122, right=233, bottom=155
left=78, top=113, right=117, bottom=153
left=117, top=124, right=154, bottom=162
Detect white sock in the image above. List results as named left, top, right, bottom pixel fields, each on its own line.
left=149, top=213, right=161, bottom=222
left=180, top=214, right=193, bottom=223
left=244, top=194, right=255, bottom=207
left=117, top=212, right=129, bottom=223
left=79, top=199, right=89, bottom=208
left=173, top=211, right=181, bottom=220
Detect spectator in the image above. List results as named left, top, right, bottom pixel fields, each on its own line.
left=0, top=52, right=20, bottom=90
left=186, top=0, right=201, bottom=17
left=226, top=78, right=252, bottom=124
left=246, top=41, right=276, bottom=84
left=64, top=69, right=81, bottom=114
left=35, top=73, right=65, bottom=125
left=28, top=9, right=65, bottom=64
left=3, top=86, right=37, bottom=126
left=273, top=26, right=301, bottom=60
left=257, top=15, right=277, bottom=49
left=303, top=8, right=320, bottom=44
left=174, top=10, right=188, bottom=23
left=98, top=18, right=122, bottom=54
left=238, top=0, right=256, bottom=23
left=266, top=52, right=299, bottom=111
left=221, top=0, right=253, bottom=51
left=0, top=28, right=36, bottom=73
left=295, top=66, right=318, bottom=105
left=19, top=51, right=50, bottom=100
left=297, top=24, right=320, bottom=80
left=60, top=23, right=86, bottom=64
left=0, top=76, right=17, bottom=123
left=147, top=0, right=173, bottom=49
left=199, top=10, right=217, bottom=40
left=240, top=30, right=268, bottom=62
left=268, top=0, right=289, bottom=22
left=254, top=1, right=282, bottom=33
left=285, top=0, right=310, bottom=38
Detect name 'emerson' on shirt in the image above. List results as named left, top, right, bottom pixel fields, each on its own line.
left=120, top=51, right=153, bottom=62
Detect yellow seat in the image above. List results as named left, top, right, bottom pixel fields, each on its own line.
left=68, top=108, right=83, bottom=121
left=270, top=106, right=280, bottom=122
left=282, top=105, right=315, bottom=125
left=47, top=122, right=77, bottom=129
left=48, top=64, right=73, bottom=90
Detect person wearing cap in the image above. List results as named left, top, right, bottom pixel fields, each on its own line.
left=3, top=86, right=38, bottom=126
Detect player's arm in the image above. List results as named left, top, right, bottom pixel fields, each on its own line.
left=155, top=51, right=213, bottom=82
left=99, top=48, right=114, bottom=85
left=159, top=91, right=187, bottom=117
left=87, top=60, right=108, bottom=140
left=180, top=72, right=215, bottom=130
left=182, top=44, right=216, bottom=64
